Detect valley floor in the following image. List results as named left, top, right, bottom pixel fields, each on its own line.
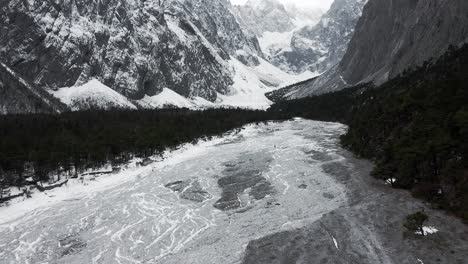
left=0, top=120, right=466, bottom=264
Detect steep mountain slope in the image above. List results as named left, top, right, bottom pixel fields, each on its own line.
left=0, top=62, right=67, bottom=114
left=281, top=0, right=468, bottom=98
left=0, top=0, right=295, bottom=113
left=233, top=0, right=366, bottom=76
left=271, top=0, right=368, bottom=74
left=50, top=79, right=138, bottom=111
left=232, top=0, right=297, bottom=36
left=232, top=0, right=322, bottom=56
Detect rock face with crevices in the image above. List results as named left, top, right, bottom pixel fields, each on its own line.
left=232, top=0, right=297, bottom=36
left=0, top=0, right=262, bottom=113
left=270, top=0, right=368, bottom=74
left=282, top=0, right=468, bottom=98
left=0, top=62, right=67, bottom=114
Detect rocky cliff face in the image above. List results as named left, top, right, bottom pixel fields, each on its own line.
left=341, top=0, right=468, bottom=85
left=285, top=0, right=468, bottom=98
left=233, top=0, right=366, bottom=75
left=272, top=0, right=367, bottom=74
left=0, top=62, right=67, bottom=114
left=232, top=0, right=323, bottom=60
left=232, top=0, right=297, bottom=36
left=0, top=0, right=268, bottom=113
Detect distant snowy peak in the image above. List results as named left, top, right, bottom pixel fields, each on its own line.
left=269, top=0, right=368, bottom=74
left=283, top=3, right=324, bottom=28
left=233, top=0, right=323, bottom=36
left=279, top=0, right=468, bottom=99
left=246, top=0, right=286, bottom=11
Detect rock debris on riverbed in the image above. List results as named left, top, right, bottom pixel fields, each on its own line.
left=0, top=120, right=467, bottom=264
left=213, top=154, right=275, bottom=211
left=165, top=180, right=212, bottom=202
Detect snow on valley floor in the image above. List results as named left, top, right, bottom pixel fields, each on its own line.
left=1, top=120, right=467, bottom=264
left=0, top=120, right=347, bottom=263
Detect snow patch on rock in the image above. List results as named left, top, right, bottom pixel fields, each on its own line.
left=50, top=79, right=137, bottom=111
left=138, top=88, right=215, bottom=109
left=415, top=226, right=439, bottom=236
left=218, top=57, right=307, bottom=109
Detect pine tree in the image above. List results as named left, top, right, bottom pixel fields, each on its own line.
left=404, top=211, right=429, bottom=236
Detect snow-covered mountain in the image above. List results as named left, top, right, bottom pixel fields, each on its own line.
left=0, top=62, right=68, bottom=114
left=233, top=0, right=323, bottom=59
left=278, top=0, right=468, bottom=99
left=0, top=0, right=299, bottom=113
left=233, top=0, right=365, bottom=76
left=234, top=0, right=291, bottom=36
left=271, top=0, right=368, bottom=74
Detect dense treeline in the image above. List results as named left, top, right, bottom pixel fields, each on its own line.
left=341, top=45, right=468, bottom=221
left=1, top=45, right=467, bottom=222
left=269, top=84, right=369, bottom=124
left=273, top=44, right=468, bottom=221
left=0, top=109, right=289, bottom=187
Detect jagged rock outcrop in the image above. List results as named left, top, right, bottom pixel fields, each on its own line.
left=0, top=0, right=265, bottom=113
left=232, top=0, right=323, bottom=62
left=283, top=0, right=468, bottom=98
left=0, top=62, right=67, bottom=114
left=272, top=0, right=368, bottom=74
left=232, top=0, right=297, bottom=36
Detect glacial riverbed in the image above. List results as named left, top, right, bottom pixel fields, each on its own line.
left=0, top=119, right=467, bottom=264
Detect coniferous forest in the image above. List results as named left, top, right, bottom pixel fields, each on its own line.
left=341, top=45, right=468, bottom=221
left=0, top=109, right=289, bottom=187
left=272, top=44, right=468, bottom=221
left=1, top=45, right=467, bottom=222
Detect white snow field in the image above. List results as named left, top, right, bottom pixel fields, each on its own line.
left=0, top=120, right=348, bottom=264
left=50, top=79, right=138, bottom=111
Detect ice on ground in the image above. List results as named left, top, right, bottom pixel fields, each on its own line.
left=0, top=128, right=245, bottom=225
left=0, top=120, right=349, bottom=264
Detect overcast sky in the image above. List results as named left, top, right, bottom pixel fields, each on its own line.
left=230, top=0, right=334, bottom=11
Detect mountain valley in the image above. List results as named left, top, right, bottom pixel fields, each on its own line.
left=1, top=0, right=468, bottom=263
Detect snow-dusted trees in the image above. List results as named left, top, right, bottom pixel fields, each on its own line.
left=0, top=172, right=10, bottom=201
left=0, top=109, right=290, bottom=186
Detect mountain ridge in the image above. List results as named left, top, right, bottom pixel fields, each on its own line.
left=0, top=0, right=299, bottom=113
left=281, top=0, right=468, bottom=98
